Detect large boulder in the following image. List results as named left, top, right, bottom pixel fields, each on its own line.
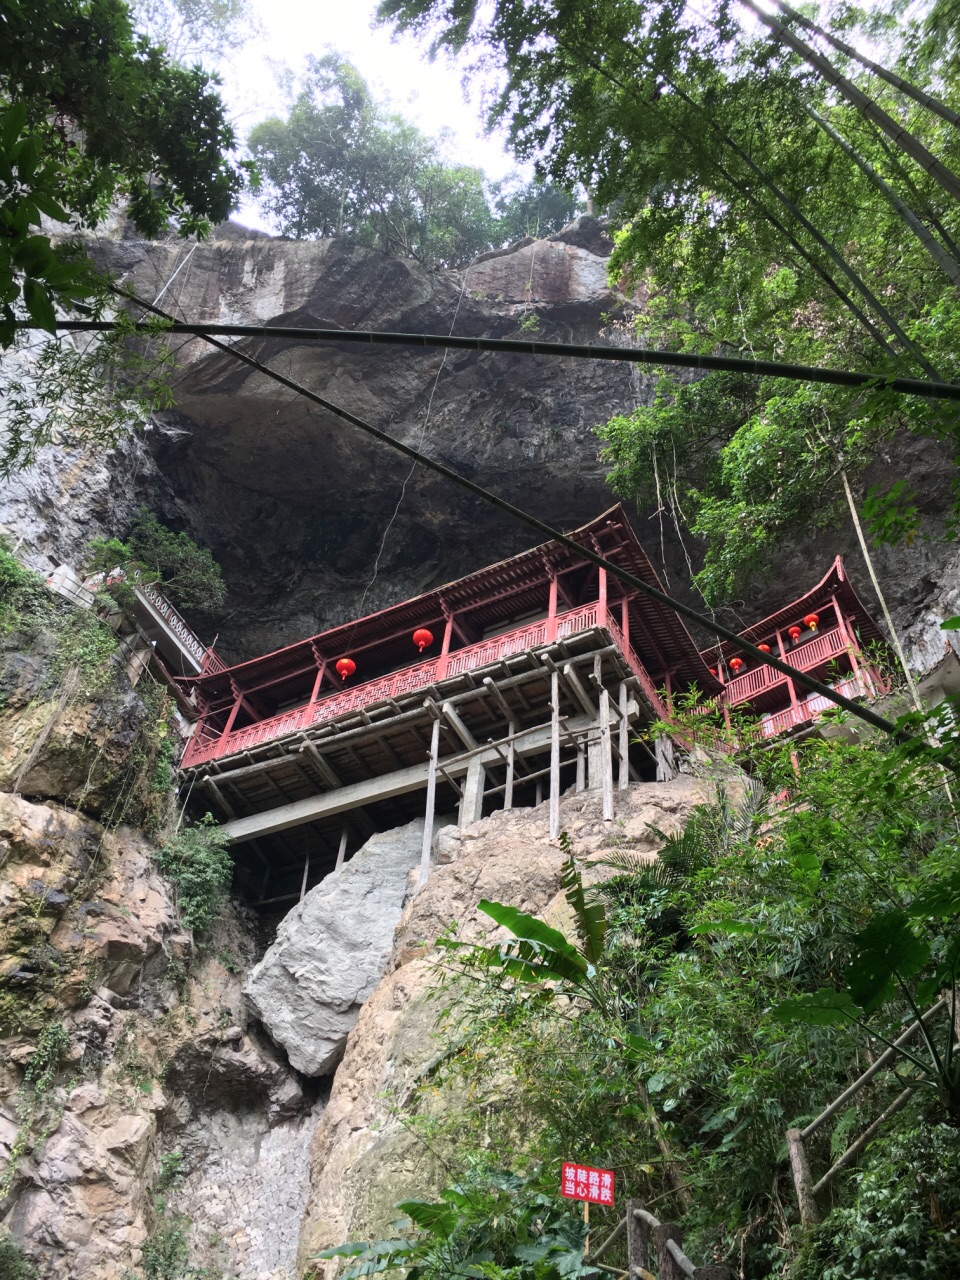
left=244, top=818, right=451, bottom=1076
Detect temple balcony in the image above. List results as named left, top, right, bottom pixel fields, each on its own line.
left=181, top=597, right=666, bottom=770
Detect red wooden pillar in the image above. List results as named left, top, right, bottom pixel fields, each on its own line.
left=439, top=610, right=454, bottom=679
left=620, top=594, right=631, bottom=648
left=309, top=657, right=327, bottom=704
left=832, top=594, right=867, bottom=693
left=547, top=571, right=558, bottom=642
left=598, top=566, right=608, bottom=627
left=776, top=628, right=802, bottom=723
left=223, top=678, right=244, bottom=738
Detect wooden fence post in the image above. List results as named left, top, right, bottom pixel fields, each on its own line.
left=787, top=1127, right=820, bottom=1227
left=626, top=1201, right=649, bottom=1275
left=653, top=1223, right=685, bottom=1280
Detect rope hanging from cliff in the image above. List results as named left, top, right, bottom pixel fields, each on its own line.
left=43, top=317, right=960, bottom=402
left=88, top=284, right=926, bottom=752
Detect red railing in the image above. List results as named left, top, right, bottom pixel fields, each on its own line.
left=755, top=674, right=871, bottom=739
left=723, top=628, right=851, bottom=704
left=181, top=600, right=614, bottom=768
left=605, top=614, right=668, bottom=720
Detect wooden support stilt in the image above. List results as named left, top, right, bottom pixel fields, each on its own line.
left=599, top=688, right=614, bottom=821
left=653, top=1223, right=685, bottom=1280
left=505, top=727, right=516, bottom=809
left=299, top=853, right=310, bottom=901
left=549, top=669, right=560, bottom=840
left=335, top=827, right=348, bottom=871
left=618, top=681, right=630, bottom=791
left=419, top=717, right=441, bottom=888
left=535, top=779, right=543, bottom=807
left=576, top=738, right=585, bottom=792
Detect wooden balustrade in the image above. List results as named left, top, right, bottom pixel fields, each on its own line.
left=723, top=627, right=850, bottom=704
left=181, top=601, right=625, bottom=768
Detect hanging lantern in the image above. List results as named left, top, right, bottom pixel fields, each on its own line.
left=335, top=657, right=356, bottom=681
left=729, top=656, right=744, bottom=674
left=788, top=625, right=802, bottom=643
left=709, top=667, right=718, bottom=677
left=803, top=612, right=820, bottom=632
left=757, top=643, right=771, bottom=654
left=412, top=627, right=434, bottom=653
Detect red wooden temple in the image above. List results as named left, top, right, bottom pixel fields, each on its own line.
left=176, top=506, right=889, bottom=909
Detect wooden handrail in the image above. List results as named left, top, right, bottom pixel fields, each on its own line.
left=787, top=998, right=950, bottom=1226
left=585, top=1200, right=731, bottom=1280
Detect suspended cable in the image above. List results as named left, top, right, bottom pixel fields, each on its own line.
left=42, top=318, right=960, bottom=402
left=107, top=286, right=914, bottom=744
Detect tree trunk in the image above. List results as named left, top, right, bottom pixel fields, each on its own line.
left=671, top=82, right=942, bottom=378
left=838, top=466, right=924, bottom=713
left=740, top=0, right=960, bottom=206
left=773, top=0, right=960, bottom=129
left=807, top=105, right=960, bottom=286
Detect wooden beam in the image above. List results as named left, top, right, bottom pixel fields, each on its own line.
left=220, top=716, right=592, bottom=843
left=441, top=701, right=478, bottom=751
left=298, top=736, right=342, bottom=788
left=299, top=853, right=311, bottom=901
left=335, top=827, right=348, bottom=870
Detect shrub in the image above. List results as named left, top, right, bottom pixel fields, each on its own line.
left=154, top=815, right=233, bottom=934
left=85, top=509, right=225, bottom=614
left=0, top=538, right=54, bottom=634
left=0, top=1232, right=38, bottom=1280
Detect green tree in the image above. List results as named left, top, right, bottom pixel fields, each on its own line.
left=400, top=714, right=960, bottom=1276
left=248, top=53, right=499, bottom=268
left=1, top=0, right=249, bottom=342
left=248, top=53, right=575, bottom=269
left=84, top=508, right=226, bottom=613
left=130, top=0, right=259, bottom=64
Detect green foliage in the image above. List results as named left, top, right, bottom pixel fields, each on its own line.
left=0, top=1231, right=39, bottom=1280
left=248, top=53, right=575, bottom=269
left=154, top=814, right=233, bottom=934
left=317, top=1166, right=597, bottom=1279
left=0, top=1021, right=71, bottom=1202
left=378, top=0, right=960, bottom=599
left=0, top=538, right=54, bottom=634
left=53, top=607, right=120, bottom=696
left=407, top=719, right=960, bottom=1276
left=137, top=1147, right=218, bottom=1280
left=792, top=1122, right=960, bottom=1280
left=0, top=1, right=249, bottom=346
left=1, top=314, right=175, bottom=479
left=85, top=508, right=225, bottom=613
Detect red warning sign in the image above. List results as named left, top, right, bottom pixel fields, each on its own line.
left=560, top=1162, right=614, bottom=1206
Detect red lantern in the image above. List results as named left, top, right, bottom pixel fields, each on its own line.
left=412, top=627, right=434, bottom=653
left=788, top=625, right=802, bottom=643
left=729, top=656, right=744, bottom=674
left=709, top=667, right=718, bottom=677
left=757, top=643, right=771, bottom=654
left=335, top=657, right=356, bottom=681
left=803, top=612, right=820, bottom=632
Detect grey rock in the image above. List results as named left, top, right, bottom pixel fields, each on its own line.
left=244, top=817, right=451, bottom=1076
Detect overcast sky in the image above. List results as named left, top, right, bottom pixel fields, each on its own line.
left=217, top=0, right=519, bottom=230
